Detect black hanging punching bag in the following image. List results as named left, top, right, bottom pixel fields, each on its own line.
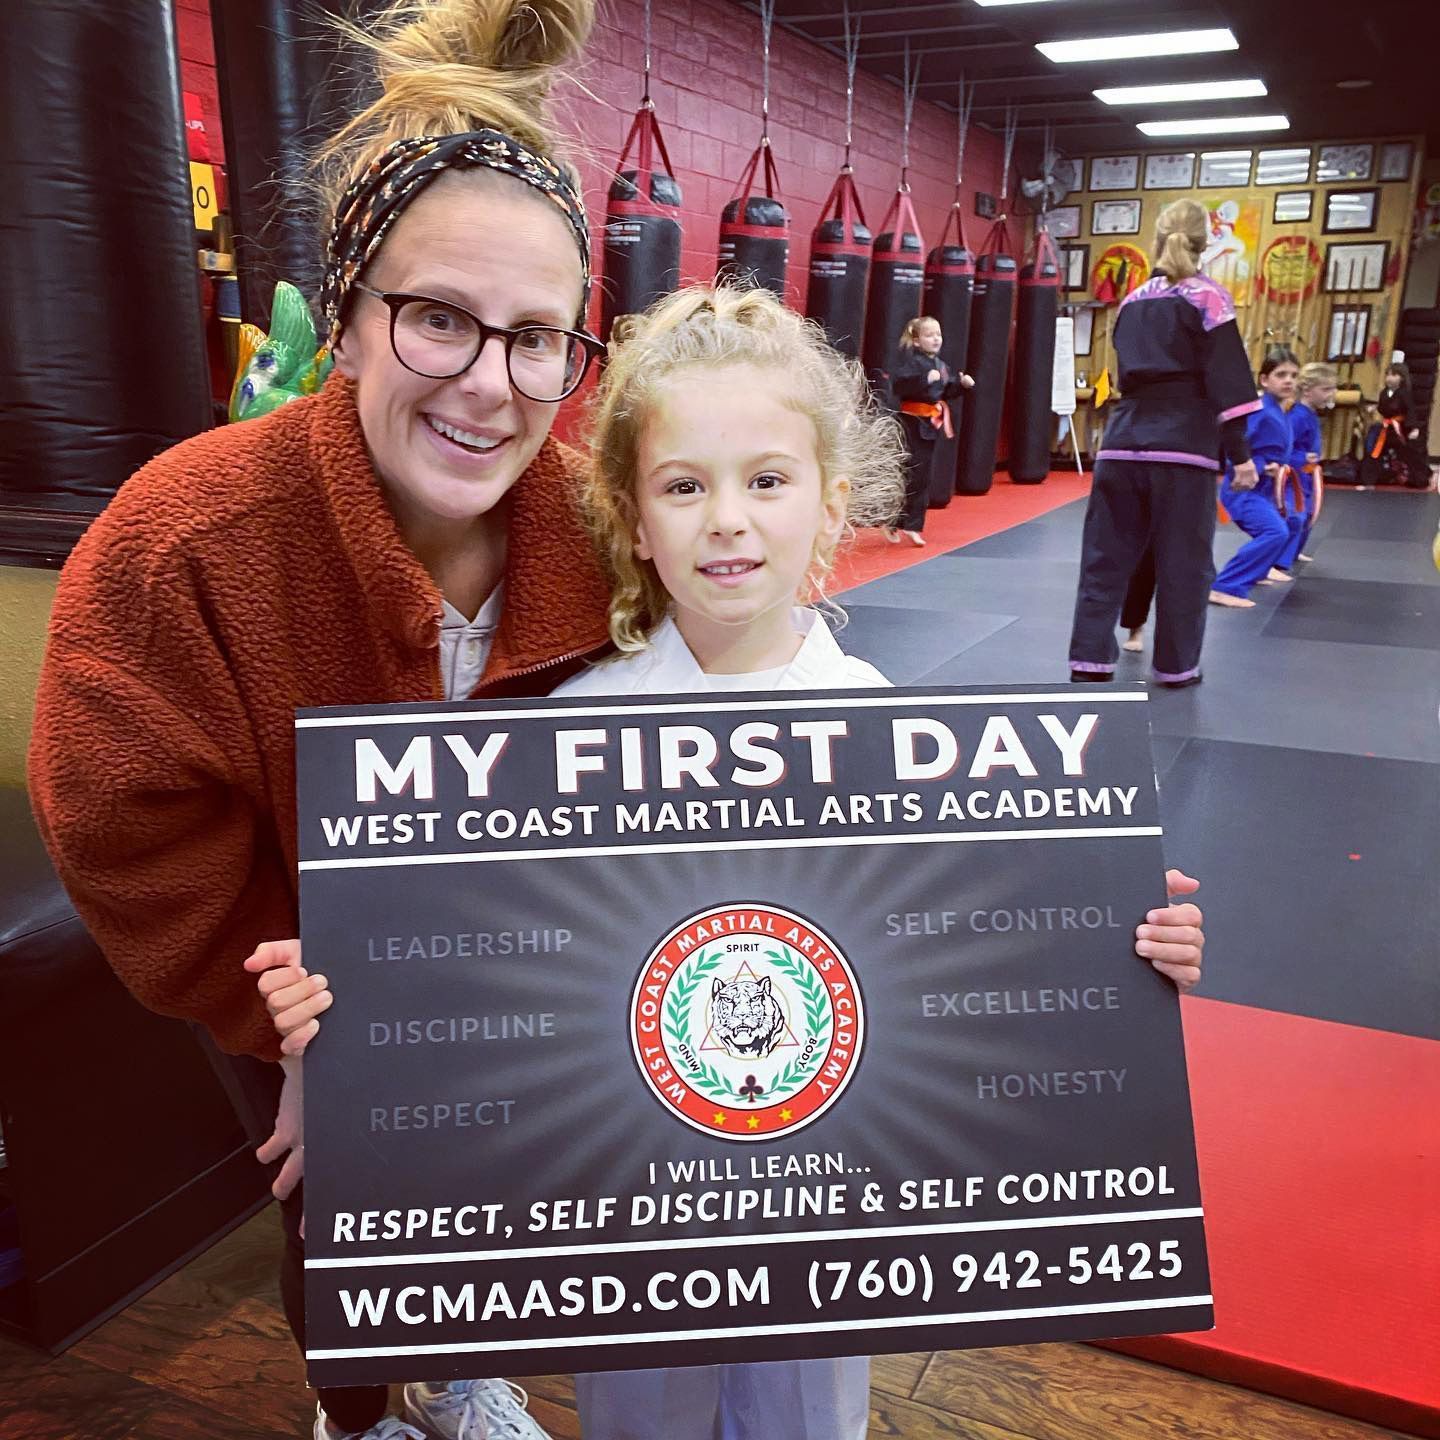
left=717, top=142, right=789, bottom=299
left=1008, top=231, right=1062, bottom=483
left=805, top=168, right=871, bottom=358
left=955, top=222, right=1018, bottom=496
left=861, top=190, right=924, bottom=403
left=601, top=106, right=683, bottom=342
left=923, top=204, right=975, bottom=506
left=1, top=0, right=212, bottom=561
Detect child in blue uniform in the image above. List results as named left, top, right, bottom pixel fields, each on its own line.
left=252, top=284, right=1211, bottom=1440
left=1210, top=348, right=1300, bottom=608
left=1276, top=362, right=1336, bottom=572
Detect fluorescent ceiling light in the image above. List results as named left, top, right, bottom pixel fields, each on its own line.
left=972, top=1, right=1066, bottom=6
left=1038, top=28, right=1238, bottom=64
left=1138, top=114, right=1289, bottom=136
left=1095, top=78, right=1267, bottom=106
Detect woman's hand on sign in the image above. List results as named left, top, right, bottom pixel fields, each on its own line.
left=1134, top=870, right=1204, bottom=993
left=255, top=1053, right=305, bottom=1201
left=243, top=938, right=332, bottom=1056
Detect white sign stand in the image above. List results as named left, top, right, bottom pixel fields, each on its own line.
left=1051, top=316, right=1084, bottom=474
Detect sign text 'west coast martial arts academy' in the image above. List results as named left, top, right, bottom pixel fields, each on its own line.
left=295, top=686, right=1211, bottom=1385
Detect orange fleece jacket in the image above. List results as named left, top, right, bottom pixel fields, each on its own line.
left=28, top=376, right=612, bottom=1059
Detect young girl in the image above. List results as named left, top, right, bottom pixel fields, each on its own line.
left=1277, top=361, right=1337, bottom=571
left=887, top=315, right=974, bottom=546
left=251, top=283, right=1207, bottom=1440
left=1210, top=347, right=1301, bottom=608
left=1367, top=361, right=1428, bottom=487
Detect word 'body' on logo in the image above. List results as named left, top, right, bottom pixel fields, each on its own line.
left=630, top=904, right=864, bottom=1141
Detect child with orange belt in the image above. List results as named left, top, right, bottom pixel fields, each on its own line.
left=887, top=315, right=974, bottom=546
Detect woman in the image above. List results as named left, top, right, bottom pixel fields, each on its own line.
left=1067, top=198, right=1260, bottom=687
left=1210, top=348, right=1300, bottom=607
left=887, top=315, right=974, bottom=545
left=28, top=2, right=610, bottom=1436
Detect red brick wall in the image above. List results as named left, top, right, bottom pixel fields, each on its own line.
left=177, top=0, right=225, bottom=167
left=176, top=0, right=1029, bottom=304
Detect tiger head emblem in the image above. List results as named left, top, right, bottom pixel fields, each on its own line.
left=711, top=975, right=786, bottom=1059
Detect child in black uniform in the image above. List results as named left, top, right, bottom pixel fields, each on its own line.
left=888, top=315, right=974, bottom=546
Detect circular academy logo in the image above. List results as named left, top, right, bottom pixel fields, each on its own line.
left=630, top=904, right=864, bottom=1140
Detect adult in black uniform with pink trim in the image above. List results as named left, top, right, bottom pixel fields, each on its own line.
left=1068, top=199, right=1259, bottom=688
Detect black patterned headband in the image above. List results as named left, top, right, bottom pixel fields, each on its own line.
left=321, top=129, right=591, bottom=346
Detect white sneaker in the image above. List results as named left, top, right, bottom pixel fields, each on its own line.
left=404, top=1379, right=552, bottom=1440
left=313, top=1407, right=426, bottom=1440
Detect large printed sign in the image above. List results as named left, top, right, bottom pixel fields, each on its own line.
left=297, top=685, right=1211, bottom=1386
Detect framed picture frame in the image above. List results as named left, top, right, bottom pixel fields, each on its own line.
left=1254, top=147, right=1311, bottom=185
left=1379, top=141, right=1415, bottom=183
left=1324, top=188, right=1379, bottom=234
left=1089, top=154, right=1139, bottom=191
left=1326, top=304, right=1370, bottom=361
left=1091, top=198, right=1142, bottom=236
left=1143, top=152, right=1196, bottom=190
left=1198, top=150, right=1252, bottom=187
left=975, top=191, right=997, bottom=220
left=1273, top=190, right=1312, bottom=224
left=1072, top=306, right=1095, bottom=357
left=1059, top=244, right=1089, bottom=292
left=1316, top=143, right=1374, bottom=183
left=1040, top=205, right=1081, bottom=239
left=1324, top=241, right=1389, bottom=292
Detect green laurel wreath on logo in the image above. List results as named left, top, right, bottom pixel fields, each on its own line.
left=663, top=949, right=735, bottom=1099
left=663, top=944, right=832, bottom=1104
left=763, top=947, right=832, bottom=1095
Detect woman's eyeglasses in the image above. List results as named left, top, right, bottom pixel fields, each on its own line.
left=353, top=283, right=604, bottom=402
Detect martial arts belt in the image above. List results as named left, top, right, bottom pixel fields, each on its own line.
left=600, top=104, right=683, bottom=344
left=900, top=398, right=954, bottom=436
left=1275, top=465, right=1307, bottom=518
left=804, top=167, right=871, bottom=360
left=955, top=219, right=1018, bottom=496
left=923, top=204, right=975, bottom=506
left=1008, top=230, right=1062, bottom=484
left=860, top=187, right=924, bottom=403
left=716, top=141, right=789, bottom=299
left=1370, top=416, right=1404, bottom=459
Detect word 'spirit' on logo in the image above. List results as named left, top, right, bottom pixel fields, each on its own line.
left=630, top=904, right=864, bottom=1140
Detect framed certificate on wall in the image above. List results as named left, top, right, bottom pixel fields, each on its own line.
left=1323, top=189, right=1379, bottom=234
left=1317, top=144, right=1373, bottom=182
left=1198, top=150, right=1252, bottom=187
left=1143, top=153, right=1196, bottom=190
left=1089, top=155, right=1139, bottom=191
left=1092, top=198, right=1142, bottom=235
left=1254, top=148, right=1311, bottom=185
left=1379, top=141, right=1415, bottom=183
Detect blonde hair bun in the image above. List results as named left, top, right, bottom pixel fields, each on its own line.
left=1153, top=198, right=1207, bottom=282
left=316, top=0, right=594, bottom=216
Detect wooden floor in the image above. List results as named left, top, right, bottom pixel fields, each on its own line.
left=0, top=1209, right=1413, bottom=1440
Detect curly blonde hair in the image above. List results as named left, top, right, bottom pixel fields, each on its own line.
left=584, top=284, right=906, bottom=652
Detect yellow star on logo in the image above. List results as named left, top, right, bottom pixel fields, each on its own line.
left=780, top=1109, right=793, bottom=1122
left=747, top=1115, right=760, bottom=1130
left=712, top=1111, right=727, bottom=1125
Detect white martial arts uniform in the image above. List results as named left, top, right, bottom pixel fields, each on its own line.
left=553, top=608, right=885, bottom=1440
